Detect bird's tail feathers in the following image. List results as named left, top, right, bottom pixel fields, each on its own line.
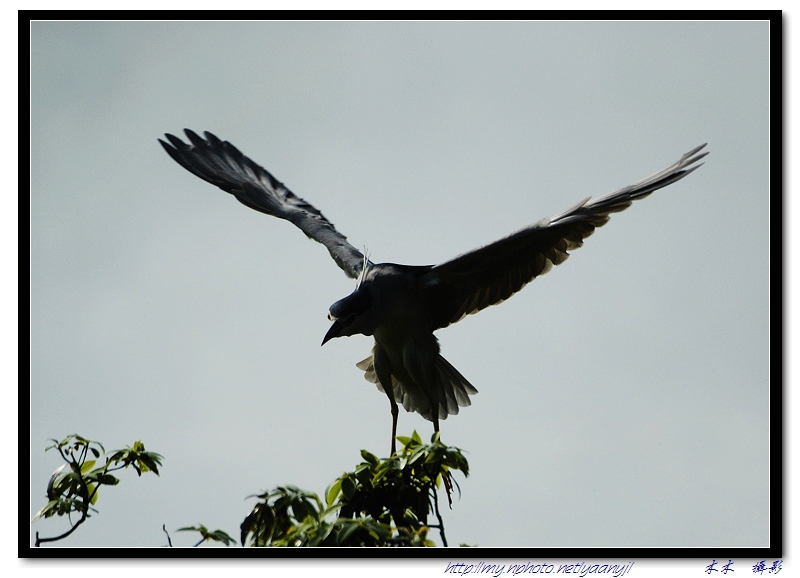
left=356, top=352, right=478, bottom=422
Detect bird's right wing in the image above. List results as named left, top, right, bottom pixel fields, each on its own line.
left=159, top=129, right=369, bottom=279
left=419, top=144, right=708, bottom=331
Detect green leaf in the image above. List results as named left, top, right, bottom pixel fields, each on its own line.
left=85, top=472, right=119, bottom=486
left=32, top=500, right=60, bottom=521
left=291, top=500, right=312, bottom=523
left=140, top=451, right=164, bottom=475
left=341, top=475, right=356, bottom=500
left=372, top=464, right=390, bottom=483
left=80, top=460, right=96, bottom=474
left=87, top=483, right=99, bottom=505
left=325, top=479, right=342, bottom=507
left=336, top=520, right=361, bottom=545
left=360, top=449, right=379, bottom=466
left=177, top=524, right=205, bottom=532
left=207, top=529, right=236, bottom=546
left=408, top=446, right=426, bottom=465
left=178, top=525, right=237, bottom=546
left=108, top=449, right=128, bottom=464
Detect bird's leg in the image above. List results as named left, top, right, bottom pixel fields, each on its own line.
left=388, top=392, right=398, bottom=455
left=373, top=345, right=399, bottom=456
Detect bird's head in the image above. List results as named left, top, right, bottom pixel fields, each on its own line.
left=322, top=286, right=374, bottom=345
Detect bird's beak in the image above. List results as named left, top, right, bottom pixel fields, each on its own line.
left=322, top=318, right=344, bottom=346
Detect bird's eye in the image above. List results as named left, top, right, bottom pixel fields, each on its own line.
left=328, top=313, right=334, bottom=321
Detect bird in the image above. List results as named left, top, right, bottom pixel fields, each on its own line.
left=159, top=129, right=707, bottom=455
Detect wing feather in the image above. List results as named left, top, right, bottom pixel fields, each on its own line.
left=421, top=144, right=708, bottom=330
left=159, top=129, right=368, bottom=278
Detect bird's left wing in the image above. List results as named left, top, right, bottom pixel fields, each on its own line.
left=159, top=129, right=368, bottom=279
left=419, top=144, right=708, bottom=331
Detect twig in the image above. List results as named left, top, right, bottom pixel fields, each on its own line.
left=35, top=513, right=87, bottom=547
left=163, top=524, right=173, bottom=547
left=432, top=484, right=448, bottom=547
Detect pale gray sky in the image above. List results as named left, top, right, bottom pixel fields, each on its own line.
left=30, top=21, right=769, bottom=548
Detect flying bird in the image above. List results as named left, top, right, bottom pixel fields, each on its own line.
left=160, top=130, right=707, bottom=454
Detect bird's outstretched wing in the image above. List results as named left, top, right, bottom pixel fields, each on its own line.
left=420, top=144, right=708, bottom=331
left=159, top=129, right=368, bottom=279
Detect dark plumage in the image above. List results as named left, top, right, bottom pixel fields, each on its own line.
left=160, top=129, right=707, bottom=453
